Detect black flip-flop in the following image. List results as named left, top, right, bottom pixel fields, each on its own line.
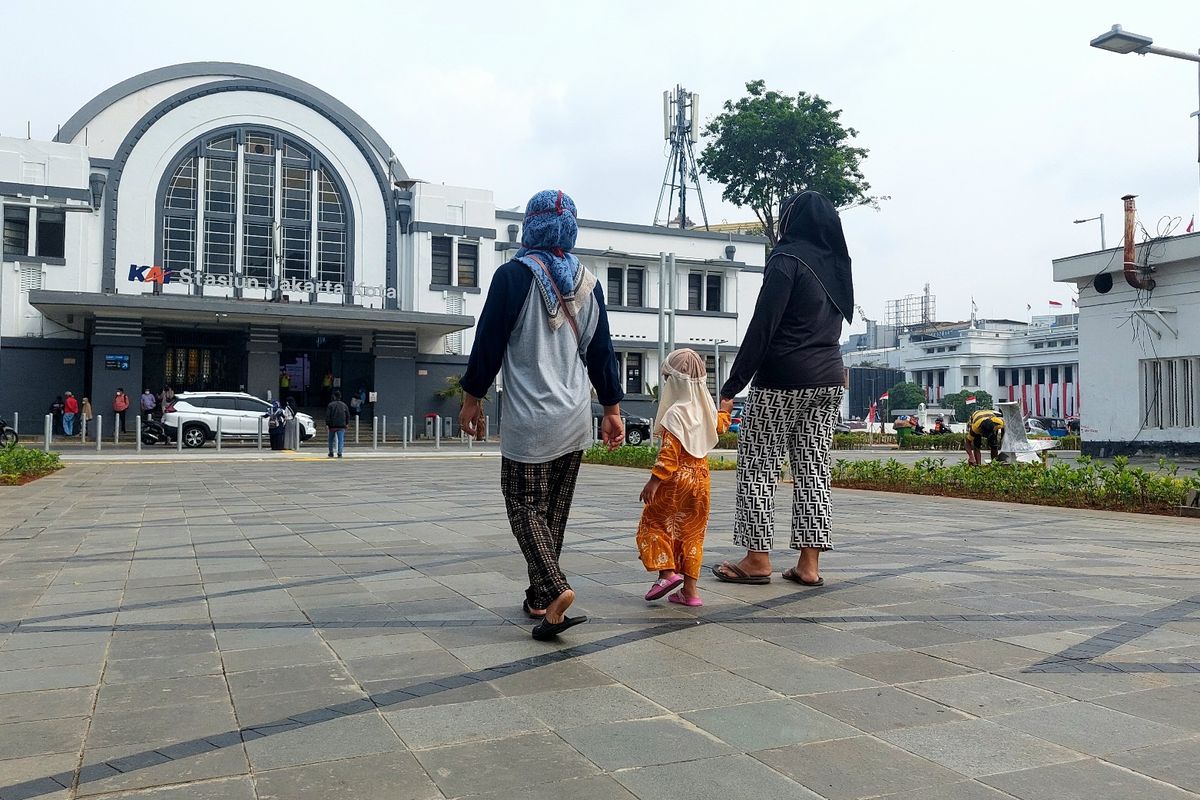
left=522, top=599, right=547, bottom=619
left=710, top=562, right=772, bottom=585
left=782, top=567, right=824, bottom=587
left=531, top=615, right=588, bottom=641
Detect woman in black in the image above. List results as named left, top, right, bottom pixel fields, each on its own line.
left=713, top=191, right=853, bottom=588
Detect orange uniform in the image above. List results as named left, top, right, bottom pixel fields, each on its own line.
left=636, top=410, right=730, bottom=579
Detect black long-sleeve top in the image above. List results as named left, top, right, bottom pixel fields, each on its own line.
left=720, top=254, right=846, bottom=399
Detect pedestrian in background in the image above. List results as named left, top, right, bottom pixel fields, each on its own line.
left=113, top=388, right=129, bottom=433
left=81, top=397, right=94, bottom=439
left=63, top=392, right=79, bottom=436
left=140, top=389, right=156, bottom=422
left=50, top=396, right=64, bottom=435
left=326, top=390, right=350, bottom=458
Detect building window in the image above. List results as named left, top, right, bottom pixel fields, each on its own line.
left=1037, top=368, right=1045, bottom=384
left=1011, top=369, right=1019, bottom=385
left=1065, top=365, right=1073, bottom=383
left=705, top=355, right=717, bottom=396
left=1050, top=367, right=1059, bottom=383
left=705, top=273, right=722, bottom=312
left=998, top=370, right=1007, bottom=386
left=625, top=352, right=643, bottom=394
left=607, top=268, right=624, bottom=306
left=688, top=271, right=723, bottom=311
left=3, top=207, right=29, bottom=258
left=1034, top=342, right=1044, bottom=349
left=431, top=237, right=452, bottom=285
left=36, top=210, right=65, bottom=258
left=157, top=127, right=350, bottom=290
left=1024, top=369, right=1033, bottom=384
left=607, top=266, right=644, bottom=308
left=457, top=242, right=478, bottom=288
left=1141, top=356, right=1199, bottom=429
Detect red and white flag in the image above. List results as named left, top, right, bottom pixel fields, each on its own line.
left=965, top=395, right=978, bottom=405
left=1188, top=215, right=1195, bottom=234
left=879, top=391, right=890, bottom=401
left=867, top=403, right=876, bottom=423
left=1048, top=300, right=1063, bottom=308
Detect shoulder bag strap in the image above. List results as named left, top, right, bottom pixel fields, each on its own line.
left=527, top=255, right=587, bottom=364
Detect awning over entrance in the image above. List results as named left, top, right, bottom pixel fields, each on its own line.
left=28, top=290, right=473, bottom=338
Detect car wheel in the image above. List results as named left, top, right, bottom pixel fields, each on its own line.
left=626, top=428, right=644, bottom=446
left=183, top=425, right=207, bottom=448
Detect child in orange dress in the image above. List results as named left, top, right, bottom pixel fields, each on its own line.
left=637, top=349, right=731, bottom=607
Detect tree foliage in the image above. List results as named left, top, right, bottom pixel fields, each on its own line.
left=699, top=80, right=882, bottom=244
left=885, top=382, right=926, bottom=410
left=942, top=389, right=994, bottom=422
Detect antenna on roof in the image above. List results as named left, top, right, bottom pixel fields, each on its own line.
left=653, top=86, right=709, bottom=231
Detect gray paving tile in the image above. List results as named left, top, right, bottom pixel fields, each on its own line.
left=0, top=642, right=108, bottom=671
left=86, top=700, right=236, bottom=749
left=1108, top=738, right=1200, bottom=794
left=873, top=781, right=1019, bottom=800
left=796, top=686, right=971, bottom=732
left=382, top=696, right=546, bottom=749
left=683, top=699, right=859, bottom=750
left=899, top=673, right=1070, bottom=716
left=511, top=684, right=666, bottom=729
left=558, top=718, right=735, bottom=769
left=981, top=758, right=1199, bottom=800
left=75, top=738, right=249, bottom=797
left=992, top=702, right=1192, bottom=755
left=773, top=626, right=906, bottom=659
left=917, top=639, right=1051, bottom=671
left=0, top=718, right=87, bottom=760
left=489, top=658, right=617, bottom=697
left=624, top=670, right=781, bottom=712
left=836, top=650, right=977, bottom=684
left=242, top=713, right=404, bottom=771
left=90, top=776, right=257, bottom=800
left=0, top=752, right=79, bottom=800
left=96, top=675, right=230, bottom=712
left=412, top=732, right=598, bottom=797
left=226, top=663, right=357, bottom=700
left=735, top=660, right=886, bottom=696
left=1091, top=686, right=1200, bottom=732
left=101, top=652, right=224, bottom=684
left=252, top=751, right=443, bottom=800
left=616, top=754, right=820, bottom=800
left=0, top=687, right=94, bottom=725
left=880, top=718, right=1088, bottom=777
left=0, top=663, right=101, bottom=694
left=754, top=735, right=965, bottom=800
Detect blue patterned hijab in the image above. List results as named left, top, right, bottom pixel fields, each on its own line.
left=516, top=189, right=581, bottom=317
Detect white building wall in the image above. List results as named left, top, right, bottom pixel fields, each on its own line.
left=1055, top=238, right=1200, bottom=446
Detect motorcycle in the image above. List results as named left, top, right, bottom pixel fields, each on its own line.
left=141, top=418, right=170, bottom=445
left=0, top=417, right=17, bottom=446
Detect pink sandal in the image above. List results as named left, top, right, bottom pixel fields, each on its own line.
left=669, top=591, right=703, bottom=607
left=645, top=574, right=685, bottom=601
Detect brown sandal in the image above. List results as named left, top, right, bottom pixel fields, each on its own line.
left=710, top=562, right=772, bottom=585
left=782, top=567, right=824, bottom=587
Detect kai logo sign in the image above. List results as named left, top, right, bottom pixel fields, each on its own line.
left=127, top=264, right=397, bottom=299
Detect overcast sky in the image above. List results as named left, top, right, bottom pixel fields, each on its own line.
left=4, top=1, right=1199, bottom=333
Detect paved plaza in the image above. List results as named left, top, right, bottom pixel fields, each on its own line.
left=2, top=456, right=1200, bottom=799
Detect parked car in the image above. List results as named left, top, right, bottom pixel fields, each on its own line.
left=163, top=392, right=316, bottom=448
left=728, top=402, right=744, bottom=434
left=1028, top=416, right=1069, bottom=437
left=590, top=403, right=653, bottom=447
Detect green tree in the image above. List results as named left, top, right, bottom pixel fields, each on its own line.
left=942, top=389, right=994, bottom=422
left=699, top=80, right=884, bottom=245
left=885, top=382, right=926, bottom=410
left=436, top=375, right=488, bottom=402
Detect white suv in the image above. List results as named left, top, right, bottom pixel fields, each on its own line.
left=163, top=392, right=316, bottom=448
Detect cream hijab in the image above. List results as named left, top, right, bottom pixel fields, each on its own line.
left=654, top=348, right=720, bottom=459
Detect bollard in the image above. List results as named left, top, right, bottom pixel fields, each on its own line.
left=257, top=416, right=263, bottom=450
left=113, top=413, right=120, bottom=445
left=355, top=416, right=360, bottom=445
left=12, top=412, right=17, bottom=437
left=372, top=416, right=378, bottom=450
left=381, top=415, right=388, bottom=445
left=177, top=421, right=183, bottom=452
left=435, top=415, right=441, bottom=449
left=136, top=416, right=142, bottom=453
left=592, top=417, right=599, bottom=442
left=44, top=414, right=51, bottom=452
left=486, top=415, right=490, bottom=441
left=216, top=416, right=222, bottom=451
left=95, top=415, right=102, bottom=452
left=402, top=416, right=408, bottom=450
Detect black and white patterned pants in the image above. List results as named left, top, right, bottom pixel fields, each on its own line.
left=734, top=386, right=844, bottom=552
left=500, top=451, right=582, bottom=609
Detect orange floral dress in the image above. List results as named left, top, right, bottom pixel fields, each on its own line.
left=636, top=411, right=730, bottom=579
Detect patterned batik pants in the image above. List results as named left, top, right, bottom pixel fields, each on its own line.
left=734, top=386, right=844, bottom=552
left=500, top=450, right=583, bottom=610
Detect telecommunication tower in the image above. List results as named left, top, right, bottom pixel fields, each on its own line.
left=654, top=86, right=709, bottom=230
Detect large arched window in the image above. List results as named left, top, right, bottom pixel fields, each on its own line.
left=160, top=127, right=350, bottom=291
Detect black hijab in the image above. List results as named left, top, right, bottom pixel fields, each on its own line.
left=771, top=191, right=854, bottom=323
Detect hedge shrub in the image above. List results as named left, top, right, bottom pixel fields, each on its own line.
left=582, top=443, right=736, bottom=471
left=0, top=444, right=62, bottom=485
left=831, top=455, right=1199, bottom=515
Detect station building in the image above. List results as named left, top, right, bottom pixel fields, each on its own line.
left=0, top=62, right=765, bottom=433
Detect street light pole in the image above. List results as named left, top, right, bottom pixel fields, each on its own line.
left=1091, top=25, right=1200, bottom=217
left=1072, top=214, right=1106, bottom=249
